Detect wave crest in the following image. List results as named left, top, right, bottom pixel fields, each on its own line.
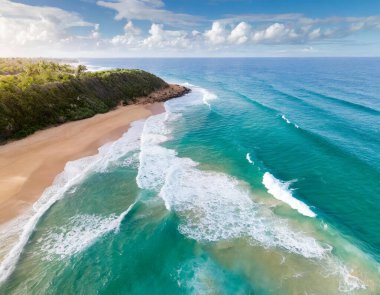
left=38, top=203, right=134, bottom=260
left=262, top=172, right=316, bottom=218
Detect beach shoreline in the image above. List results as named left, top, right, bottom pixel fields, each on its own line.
left=0, top=84, right=185, bottom=226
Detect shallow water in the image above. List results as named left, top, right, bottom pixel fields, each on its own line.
left=1, top=58, right=379, bottom=294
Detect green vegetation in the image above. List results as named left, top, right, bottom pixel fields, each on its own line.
left=0, top=59, right=168, bottom=142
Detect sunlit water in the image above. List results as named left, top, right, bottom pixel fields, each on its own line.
left=1, top=58, right=379, bottom=294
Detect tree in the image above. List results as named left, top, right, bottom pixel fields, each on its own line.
left=75, top=65, right=87, bottom=78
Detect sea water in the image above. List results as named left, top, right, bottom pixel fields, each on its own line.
left=0, top=58, right=379, bottom=294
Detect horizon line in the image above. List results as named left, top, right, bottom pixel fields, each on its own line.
left=2, top=56, right=380, bottom=59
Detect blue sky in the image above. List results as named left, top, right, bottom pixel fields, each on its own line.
left=0, top=0, right=380, bottom=57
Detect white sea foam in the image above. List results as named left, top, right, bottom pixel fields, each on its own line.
left=179, top=82, right=217, bottom=110
left=136, top=84, right=213, bottom=191
left=321, top=258, right=367, bottom=293
left=0, top=121, right=144, bottom=283
left=160, top=162, right=328, bottom=258
left=281, top=114, right=299, bottom=128
left=246, top=153, right=254, bottom=164
left=262, top=172, right=316, bottom=218
left=136, top=93, right=366, bottom=292
left=120, top=152, right=140, bottom=169
left=200, top=87, right=217, bottom=109
left=38, top=203, right=135, bottom=260
left=136, top=98, right=328, bottom=259
left=0, top=213, right=33, bottom=260
left=337, top=265, right=367, bottom=293
left=136, top=113, right=178, bottom=192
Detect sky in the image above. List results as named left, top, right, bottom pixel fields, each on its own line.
left=0, top=0, right=380, bottom=57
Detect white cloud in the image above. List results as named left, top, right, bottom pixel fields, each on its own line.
left=0, top=0, right=97, bottom=55
left=97, top=0, right=202, bottom=26
left=252, top=23, right=298, bottom=43
left=192, top=30, right=201, bottom=36
left=124, top=20, right=141, bottom=35
left=91, top=24, right=101, bottom=39
left=107, top=15, right=380, bottom=56
left=219, top=15, right=380, bottom=45
left=228, top=22, right=251, bottom=44
left=308, top=28, right=321, bottom=40
left=142, top=23, right=190, bottom=48
left=301, top=46, right=315, bottom=52
left=0, top=0, right=379, bottom=57
left=111, top=21, right=141, bottom=45
left=204, top=22, right=227, bottom=45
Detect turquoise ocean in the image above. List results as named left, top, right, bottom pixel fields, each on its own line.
left=0, top=58, right=379, bottom=294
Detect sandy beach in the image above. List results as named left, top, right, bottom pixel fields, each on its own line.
left=0, top=103, right=161, bottom=224
left=0, top=84, right=189, bottom=225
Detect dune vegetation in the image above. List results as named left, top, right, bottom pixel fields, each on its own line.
left=0, top=58, right=168, bottom=142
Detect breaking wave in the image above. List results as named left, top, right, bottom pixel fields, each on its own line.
left=38, top=203, right=135, bottom=260
left=262, top=172, right=316, bottom=218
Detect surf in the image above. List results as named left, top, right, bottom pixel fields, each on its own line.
left=0, top=121, right=144, bottom=283
left=137, top=94, right=328, bottom=258
left=262, top=172, right=316, bottom=218
left=0, top=83, right=217, bottom=284
left=134, top=84, right=373, bottom=292
left=38, top=202, right=135, bottom=260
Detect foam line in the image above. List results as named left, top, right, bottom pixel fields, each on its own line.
left=38, top=202, right=135, bottom=260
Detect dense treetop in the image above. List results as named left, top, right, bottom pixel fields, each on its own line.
left=0, top=59, right=168, bottom=142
